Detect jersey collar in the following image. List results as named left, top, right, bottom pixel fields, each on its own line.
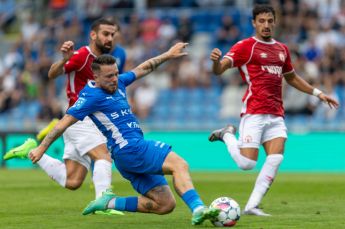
left=86, top=46, right=97, bottom=57
left=88, top=80, right=96, bottom=88
left=252, top=36, right=276, bottom=44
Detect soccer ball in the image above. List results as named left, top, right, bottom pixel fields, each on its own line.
left=210, top=197, right=241, bottom=227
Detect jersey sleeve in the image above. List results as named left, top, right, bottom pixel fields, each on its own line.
left=282, top=45, right=294, bottom=74
left=64, top=51, right=84, bottom=74
left=224, top=40, right=252, bottom=67
left=66, top=91, right=98, bottom=121
left=119, top=71, right=136, bottom=87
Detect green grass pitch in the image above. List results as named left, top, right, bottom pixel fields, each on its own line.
left=0, top=170, right=344, bottom=229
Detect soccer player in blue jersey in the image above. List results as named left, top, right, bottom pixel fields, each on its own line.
left=28, top=42, right=220, bottom=225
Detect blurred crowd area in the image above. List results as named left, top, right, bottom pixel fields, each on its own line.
left=0, top=0, right=345, bottom=132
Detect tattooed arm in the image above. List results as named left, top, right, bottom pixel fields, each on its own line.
left=132, top=42, right=188, bottom=80
left=29, top=114, right=78, bottom=163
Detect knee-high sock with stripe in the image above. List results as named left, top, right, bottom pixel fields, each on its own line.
left=245, top=154, right=284, bottom=210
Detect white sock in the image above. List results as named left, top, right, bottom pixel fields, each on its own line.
left=107, top=198, right=116, bottom=209
left=37, top=154, right=67, bottom=187
left=223, top=133, right=256, bottom=170
left=245, top=154, right=284, bottom=210
left=93, top=159, right=112, bottom=198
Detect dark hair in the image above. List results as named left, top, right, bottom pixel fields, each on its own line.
left=90, top=18, right=115, bottom=32
left=91, top=54, right=117, bottom=72
left=252, top=4, right=275, bottom=20
left=105, top=16, right=121, bottom=31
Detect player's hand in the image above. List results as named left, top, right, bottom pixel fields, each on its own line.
left=60, top=41, right=75, bottom=62
left=166, top=42, right=188, bottom=58
left=210, top=48, right=222, bottom=62
left=28, top=147, right=45, bottom=163
left=318, top=93, right=339, bottom=109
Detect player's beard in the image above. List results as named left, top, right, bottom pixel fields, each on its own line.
left=262, top=34, right=271, bottom=41
left=261, top=29, right=272, bottom=41
left=95, top=40, right=112, bottom=54
left=104, top=83, right=117, bottom=94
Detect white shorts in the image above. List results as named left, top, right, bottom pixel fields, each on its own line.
left=63, top=116, right=107, bottom=170
left=238, top=114, right=287, bottom=149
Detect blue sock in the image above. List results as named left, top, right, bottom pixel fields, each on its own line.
left=114, top=197, right=138, bottom=212
left=181, top=189, right=204, bottom=212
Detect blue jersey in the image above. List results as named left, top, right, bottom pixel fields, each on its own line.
left=67, top=71, right=143, bottom=154
left=67, top=71, right=171, bottom=195
left=111, top=45, right=126, bottom=74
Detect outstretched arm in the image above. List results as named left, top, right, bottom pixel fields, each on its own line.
left=210, top=48, right=232, bottom=75
left=29, top=114, right=78, bottom=163
left=48, top=41, right=75, bottom=79
left=284, top=71, right=339, bottom=109
left=132, top=42, right=188, bottom=80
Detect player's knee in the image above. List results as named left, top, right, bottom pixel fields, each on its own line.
left=238, top=158, right=257, bottom=170
left=175, top=157, right=190, bottom=173
left=92, top=153, right=111, bottom=162
left=65, top=179, right=82, bottom=190
left=157, top=197, right=176, bottom=215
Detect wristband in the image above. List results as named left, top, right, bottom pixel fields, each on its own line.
left=312, top=88, right=322, bottom=97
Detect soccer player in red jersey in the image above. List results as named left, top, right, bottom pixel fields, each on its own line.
left=208, top=5, right=339, bottom=216
left=45, top=18, right=115, bottom=198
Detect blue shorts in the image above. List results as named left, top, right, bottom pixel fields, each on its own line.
left=113, top=139, right=171, bottom=195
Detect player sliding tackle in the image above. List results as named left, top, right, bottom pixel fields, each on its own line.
left=25, top=43, right=220, bottom=225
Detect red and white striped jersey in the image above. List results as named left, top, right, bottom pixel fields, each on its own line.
left=224, top=36, right=294, bottom=117
left=63, top=46, right=96, bottom=107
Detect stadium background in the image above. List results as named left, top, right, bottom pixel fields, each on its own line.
left=0, top=0, right=344, bottom=171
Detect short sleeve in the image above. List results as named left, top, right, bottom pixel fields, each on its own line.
left=64, top=51, right=84, bottom=73
left=119, top=71, right=136, bottom=87
left=66, top=92, right=98, bottom=120
left=282, top=45, right=294, bottom=74
left=224, top=40, right=252, bottom=67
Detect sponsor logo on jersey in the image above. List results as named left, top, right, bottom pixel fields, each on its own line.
left=73, top=97, right=86, bottom=110
left=261, top=65, right=283, bottom=75
left=127, top=122, right=139, bottom=128
left=106, top=96, right=113, bottom=100
left=279, top=52, right=285, bottom=62
left=260, top=53, right=267, bottom=58
left=110, top=108, right=132, bottom=119
left=244, top=135, right=252, bottom=143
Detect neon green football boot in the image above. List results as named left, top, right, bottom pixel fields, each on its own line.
left=94, top=187, right=124, bottom=215
left=191, top=206, right=220, bottom=225
left=82, top=189, right=119, bottom=215
left=3, top=138, right=37, bottom=160
left=36, top=118, right=59, bottom=141
left=94, top=209, right=125, bottom=216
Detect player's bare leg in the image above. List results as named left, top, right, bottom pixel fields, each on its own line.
left=138, top=186, right=176, bottom=214
left=64, top=159, right=88, bottom=189
left=162, top=152, right=220, bottom=225
left=83, top=185, right=175, bottom=215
